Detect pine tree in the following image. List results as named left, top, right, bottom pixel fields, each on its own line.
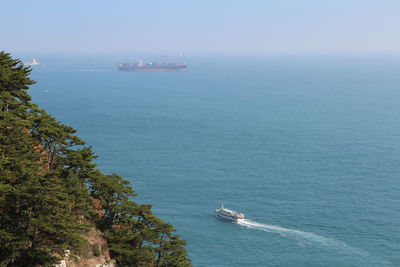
left=0, top=51, right=192, bottom=266
left=0, top=52, right=89, bottom=266
left=90, top=173, right=191, bottom=267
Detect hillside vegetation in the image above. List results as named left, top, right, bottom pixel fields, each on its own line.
left=0, top=52, right=191, bottom=267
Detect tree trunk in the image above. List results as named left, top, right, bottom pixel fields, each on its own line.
left=156, top=234, right=164, bottom=267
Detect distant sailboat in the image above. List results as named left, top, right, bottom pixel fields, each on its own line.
left=24, top=58, right=40, bottom=66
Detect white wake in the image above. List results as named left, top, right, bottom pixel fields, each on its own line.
left=237, top=219, right=366, bottom=256
left=235, top=219, right=392, bottom=265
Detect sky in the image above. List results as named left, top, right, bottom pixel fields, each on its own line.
left=1, top=0, right=399, bottom=54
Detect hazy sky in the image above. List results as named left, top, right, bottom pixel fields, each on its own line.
left=1, top=0, right=399, bottom=53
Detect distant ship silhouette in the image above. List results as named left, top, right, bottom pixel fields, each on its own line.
left=23, top=58, right=40, bottom=66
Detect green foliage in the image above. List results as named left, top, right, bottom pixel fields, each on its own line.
left=0, top=52, right=91, bottom=266
left=92, top=245, right=101, bottom=257
left=91, top=174, right=191, bottom=266
left=0, top=51, right=191, bottom=267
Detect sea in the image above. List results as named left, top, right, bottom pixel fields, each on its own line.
left=19, top=52, right=400, bottom=266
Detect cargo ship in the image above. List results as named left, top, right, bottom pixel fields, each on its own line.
left=118, top=59, right=186, bottom=71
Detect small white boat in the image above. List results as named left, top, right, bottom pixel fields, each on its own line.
left=215, top=204, right=245, bottom=222
left=23, top=58, right=40, bottom=66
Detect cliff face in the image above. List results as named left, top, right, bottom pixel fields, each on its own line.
left=55, top=228, right=115, bottom=267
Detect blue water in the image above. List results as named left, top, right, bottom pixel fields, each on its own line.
left=24, top=53, right=400, bottom=266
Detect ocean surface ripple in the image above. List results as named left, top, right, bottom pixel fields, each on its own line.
left=27, top=53, right=400, bottom=266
